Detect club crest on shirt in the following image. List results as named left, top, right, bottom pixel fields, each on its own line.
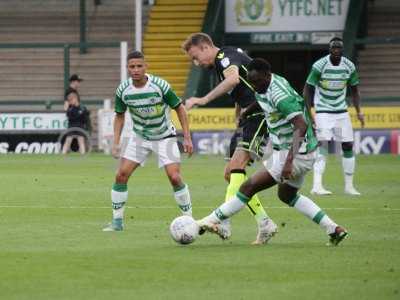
left=221, top=57, right=230, bottom=68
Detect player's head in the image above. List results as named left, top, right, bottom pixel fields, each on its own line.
left=329, top=37, right=344, bottom=59
left=247, top=58, right=272, bottom=93
left=182, top=32, right=218, bottom=68
left=127, top=51, right=147, bottom=82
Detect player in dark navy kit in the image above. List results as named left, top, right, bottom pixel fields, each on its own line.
left=182, top=32, right=277, bottom=244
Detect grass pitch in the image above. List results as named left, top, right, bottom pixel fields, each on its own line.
left=0, top=154, right=399, bottom=299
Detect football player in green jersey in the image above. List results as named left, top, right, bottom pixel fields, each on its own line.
left=304, top=37, right=365, bottom=196
left=103, top=51, right=193, bottom=231
left=198, top=58, right=348, bottom=246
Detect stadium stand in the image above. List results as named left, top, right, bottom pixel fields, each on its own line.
left=358, top=0, right=400, bottom=98
left=0, top=0, right=149, bottom=103
left=143, top=0, right=208, bottom=97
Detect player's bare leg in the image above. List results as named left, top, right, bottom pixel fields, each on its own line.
left=103, top=158, right=140, bottom=231
left=341, top=142, right=360, bottom=195
left=224, top=149, right=272, bottom=242
left=164, top=163, right=192, bottom=216
left=278, top=183, right=348, bottom=246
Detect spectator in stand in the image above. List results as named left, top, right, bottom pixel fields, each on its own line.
left=62, top=91, right=91, bottom=154
left=64, top=74, right=83, bottom=111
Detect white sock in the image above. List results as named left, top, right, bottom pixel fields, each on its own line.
left=319, top=215, right=338, bottom=235
left=174, top=184, right=192, bottom=216
left=215, top=195, right=246, bottom=220
left=292, top=194, right=337, bottom=234
left=342, top=156, right=355, bottom=189
left=313, top=151, right=326, bottom=189
left=111, top=189, right=128, bottom=219
left=200, top=194, right=247, bottom=225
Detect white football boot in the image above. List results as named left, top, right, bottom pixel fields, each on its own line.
left=197, top=217, right=231, bottom=240
left=344, top=186, right=361, bottom=196
left=252, top=218, right=278, bottom=245
left=311, top=186, right=332, bottom=195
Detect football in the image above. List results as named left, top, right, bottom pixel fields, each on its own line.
left=169, top=215, right=199, bottom=245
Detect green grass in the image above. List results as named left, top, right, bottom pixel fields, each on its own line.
left=0, top=154, right=399, bottom=299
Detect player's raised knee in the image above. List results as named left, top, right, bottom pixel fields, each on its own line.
left=168, top=172, right=182, bottom=187
left=115, top=170, right=130, bottom=183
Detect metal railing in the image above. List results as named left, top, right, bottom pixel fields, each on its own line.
left=0, top=99, right=104, bottom=111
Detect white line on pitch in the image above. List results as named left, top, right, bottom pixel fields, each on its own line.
left=0, top=205, right=399, bottom=211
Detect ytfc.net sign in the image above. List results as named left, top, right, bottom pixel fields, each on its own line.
left=0, top=113, right=68, bottom=154
left=0, top=113, right=67, bottom=131
left=226, top=0, right=349, bottom=32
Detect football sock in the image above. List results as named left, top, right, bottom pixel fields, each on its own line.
left=225, top=170, right=269, bottom=222
left=342, top=150, right=355, bottom=189
left=111, top=183, right=128, bottom=220
left=224, top=170, right=245, bottom=202
left=313, top=147, right=327, bottom=189
left=173, top=183, right=192, bottom=216
left=289, top=194, right=337, bottom=234
left=245, top=179, right=269, bottom=222
left=214, top=192, right=248, bottom=221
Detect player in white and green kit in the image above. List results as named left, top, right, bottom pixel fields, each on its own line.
left=198, top=58, right=348, bottom=246
left=304, top=37, right=365, bottom=195
left=103, top=51, right=193, bottom=231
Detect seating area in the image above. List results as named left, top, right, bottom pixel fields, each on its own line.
left=357, top=0, right=400, bottom=99
left=0, top=0, right=148, bottom=103
left=2, top=0, right=398, bottom=105
left=143, top=0, right=208, bottom=97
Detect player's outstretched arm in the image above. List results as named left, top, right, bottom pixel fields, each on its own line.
left=112, top=113, right=125, bottom=158
left=175, top=104, right=193, bottom=156
left=185, top=65, right=240, bottom=110
left=350, top=85, right=365, bottom=128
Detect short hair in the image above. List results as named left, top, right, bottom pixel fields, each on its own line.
left=329, top=37, right=343, bottom=43
left=247, top=58, right=271, bottom=75
left=127, top=51, right=144, bottom=61
left=182, top=32, right=214, bottom=52
left=329, top=37, right=344, bottom=48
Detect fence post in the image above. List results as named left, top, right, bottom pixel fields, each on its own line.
left=64, top=44, right=70, bottom=93
left=120, top=41, right=128, bottom=82
left=135, top=0, right=142, bottom=51
left=80, top=0, right=87, bottom=54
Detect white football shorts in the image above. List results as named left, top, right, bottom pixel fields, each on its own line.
left=315, top=112, right=354, bottom=142
left=263, top=149, right=317, bottom=189
left=122, top=132, right=181, bottom=168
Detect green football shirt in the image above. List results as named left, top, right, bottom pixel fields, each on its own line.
left=115, top=74, right=181, bottom=140
left=306, top=55, right=359, bottom=113
left=256, top=74, right=318, bottom=153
